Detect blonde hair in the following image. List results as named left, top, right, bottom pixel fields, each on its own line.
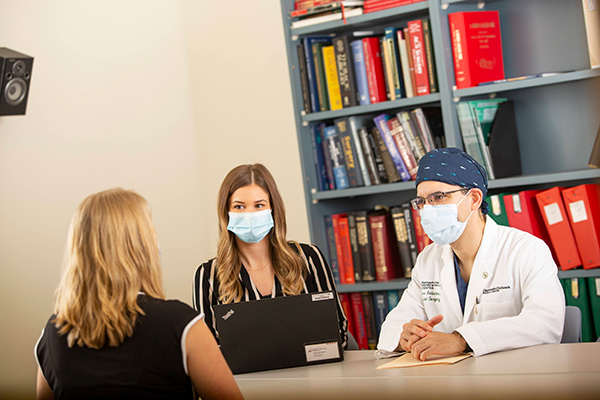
left=215, top=164, right=306, bottom=303
left=53, top=188, right=165, bottom=349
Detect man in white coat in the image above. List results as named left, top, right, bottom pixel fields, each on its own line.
left=377, top=148, right=565, bottom=361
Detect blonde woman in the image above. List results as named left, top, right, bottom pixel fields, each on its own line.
left=192, top=164, right=348, bottom=348
left=35, top=188, right=243, bottom=400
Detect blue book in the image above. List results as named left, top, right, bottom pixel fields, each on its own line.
left=351, top=39, right=371, bottom=106
left=324, top=215, right=341, bottom=284
left=311, top=124, right=329, bottom=191
left=323, top=125, right=349, bottom=190
left=384, top=27, right=406, bottom=99
left=303, top=37, right=332, bottom=113
left=387, top=290, right=401, bottom=312
left=372, top=291, right=389, bottom=337
left=373, top=114, right=411, bottom=181
left=317, top=123, right=335, bottom=190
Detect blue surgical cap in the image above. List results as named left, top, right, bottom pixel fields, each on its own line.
left=415, top=148, right=489, bottom=215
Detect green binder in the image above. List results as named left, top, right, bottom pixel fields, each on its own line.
left=561, top=278, right=596, bottom=342
left=485, top=193, right=510, bottom=226
left=587, top=277, right=600, bottom=341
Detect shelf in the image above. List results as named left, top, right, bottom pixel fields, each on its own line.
left=453, top=69, right=600, bottom=99
left=302, top=93, right=441, bottom=123
left=558, top=269, right=600, bottom=280
left=290, top=2, right=429, bottom=36
left=337, top=278, right=410, bottom=293
left=311, top=169, right=600, bottom=202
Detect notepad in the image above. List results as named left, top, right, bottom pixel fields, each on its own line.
left=376, top=352, right=472, bottom=369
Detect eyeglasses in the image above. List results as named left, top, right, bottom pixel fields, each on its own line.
left=410, top=188, right=469, bottom=210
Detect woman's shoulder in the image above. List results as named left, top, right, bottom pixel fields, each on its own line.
left=194, top=258, right=216, bottom=278
left=292, top=242, right=325, bottom=260
left=140, top=296, right=199, bottom=323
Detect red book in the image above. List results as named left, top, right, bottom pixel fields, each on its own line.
left=503, top=190, right=554, bottom=257
left=338, top=215, right=357, bottom=283
left=386, top=116, right=418, bottom=179
left=403, top=27, right=418, bottom=96
left=295, top=0, right=334, bottom=10
left=411, top=207, right=432, bottom=252
left=448, top=11, right=505, bottom=89
left=362, top=37, right=388, bottom=104
left=339, top=293, right=356, bottom=342
left=350, top=292, right=369, bottom=350
left=535, top=187, right=582, bottom=271
left=407, top=19, right=430, bottom=96
left=361, top=292, right=378, bottom=350
left=364, top=0, right=413, bottom=13
left=331, top=213, right=351, bottom=284
left=369, top=212, right=403, bottom=281
left=562, top=184, right=600, bottom=269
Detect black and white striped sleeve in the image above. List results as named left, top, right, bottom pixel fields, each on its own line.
left=192, top=259, right=220, bottom=343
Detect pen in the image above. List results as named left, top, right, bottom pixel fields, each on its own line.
left=475, top=296, right=480, bottom=314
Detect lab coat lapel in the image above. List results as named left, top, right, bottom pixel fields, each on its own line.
left=440, top=245, right=463, bottom=323
left=464, top=217, right=499, bottom=322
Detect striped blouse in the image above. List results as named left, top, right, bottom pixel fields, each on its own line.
left=192, top=243, right=348, bottom=349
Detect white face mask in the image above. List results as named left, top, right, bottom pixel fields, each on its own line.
left=419, top=190, right=473, bottom=246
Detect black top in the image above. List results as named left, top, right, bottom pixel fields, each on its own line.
left=193, top=242, right=348, bottom=348
left=36, top=295, right=200, bottom=400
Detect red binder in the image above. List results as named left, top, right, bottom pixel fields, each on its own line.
left=535, top=187, right=582, bottom=270
left=504, top=190, right=554, bottom=255
left=562, top=184, right=600, bottom=269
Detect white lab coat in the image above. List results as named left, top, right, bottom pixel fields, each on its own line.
left=378, top=217, right=565, bottom=356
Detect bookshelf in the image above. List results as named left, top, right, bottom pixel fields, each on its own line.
left=280, top=0, right=600, bottom=294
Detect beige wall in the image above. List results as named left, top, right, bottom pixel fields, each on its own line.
left=0, top=0, right=308, bottom=397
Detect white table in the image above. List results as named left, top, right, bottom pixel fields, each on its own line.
left=234, top=343, right=600, bottom=399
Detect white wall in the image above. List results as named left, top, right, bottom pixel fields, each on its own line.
left=0, top=0, right=308, bottom=397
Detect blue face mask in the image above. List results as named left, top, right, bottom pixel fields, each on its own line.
left=419, top=190, right=473, bottom=246
left=227, top=209, right=274, bottom=244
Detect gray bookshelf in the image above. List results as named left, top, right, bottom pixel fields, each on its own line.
left=281, top=0, right=600, bottom=292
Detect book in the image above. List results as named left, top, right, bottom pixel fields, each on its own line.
left=487, top=101, right=522, bottom=179
left=358, top=126, right=381, bottom=185
left=318, top=123, right=336, bottom=190
left=401, top=202, right=419, bottom=267
left=322, top=45, right=343, bottom=111
left=338, top=292, right=357, bottom=341
left=291, top=1, right=365, bottom=18
left=323, top=125, right=349, bottom=190
left=456, top=102, right=490, bottom=178
left=397, top=111, right=427, bottom=162
left=411, top=206, right=432, bottom=252
left=312, top=41, right=331, bottom=112
left=465, top=101, right=495, bottom=178
left=365, top=127, right=389, bottom=184
left=348, top=116, right=372, bottom=186
left=302, top=37, right=332, bottom=113
left=422, top=18, right=438, bottom=93
left=364, top=0, right=414, bottom=13
left=361, top=292, right=378, bottom=349
left=310, top=124, right=330, bottom=191
left=324, top=214, right=341, bottom=284
left=390, top=205, right=414, bottom=278
left=581, top=0, right=600, bottom=69
left=291, top=7, right=364, bottom=29
left=370, top=126, right=401, bottom=183
left=407, top=19, right=430, bottom=96
left=397, top=29, right=415, bottom=98
left=421, top=107, right=446, bottom=149
left=351, top=39, right=371, bottom=106
left=338, top=214, right=357, bottom=282
left=372, top=291, right=389, bottom=337
left=466, top=98, right=506, bottom=143
left=362, top=37, right=388, bottom=104
left=403, top=27, right=418, bottom=96
left=335, top=117, right=364, bottom=187
left=355, top=210, right=376, bottom=281
left=373, top=114, right=411, bottom=181
left=387, top=289, right=401, bottom=312
left=331, top=213, right=351, bottom=284
left=381, top=30, right=396, bottom=101
left=449, top=11, right=505, bottom=89
left=369, top=210, right=403, bottom=281
left=590, top=124, right=600, bottom=168
left=386, top=116, right=418, bottom=180
left=333, top=36, right=358, bottom=108
left=385, top=27, right=405, bottom=100
left=297, top=43, right=311, bottom=114
left=295, top=0, right=336, bottom=11
left=347, top=212, right=363, bottom=282
left=536, top=187, right=582, bottom=271
left=562, top=184, right=600, bottom=269
left=411, top=108, right=435, bottom=152
left=350, top=292, right=369, bottom=349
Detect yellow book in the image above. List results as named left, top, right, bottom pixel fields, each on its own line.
left=382, top=37, right=396, bottom=101
left=322, top=45, right=343, bottom=111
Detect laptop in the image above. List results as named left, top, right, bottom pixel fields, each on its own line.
left=214, top=291, right=344, bottom=374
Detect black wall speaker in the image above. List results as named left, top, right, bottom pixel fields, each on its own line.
left=0, top=48, right=34, bottom=116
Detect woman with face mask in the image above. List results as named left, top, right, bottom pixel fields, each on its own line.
left=192, top=163, right=348, bottom=348
left=377, top=148, right=565, bottom=361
